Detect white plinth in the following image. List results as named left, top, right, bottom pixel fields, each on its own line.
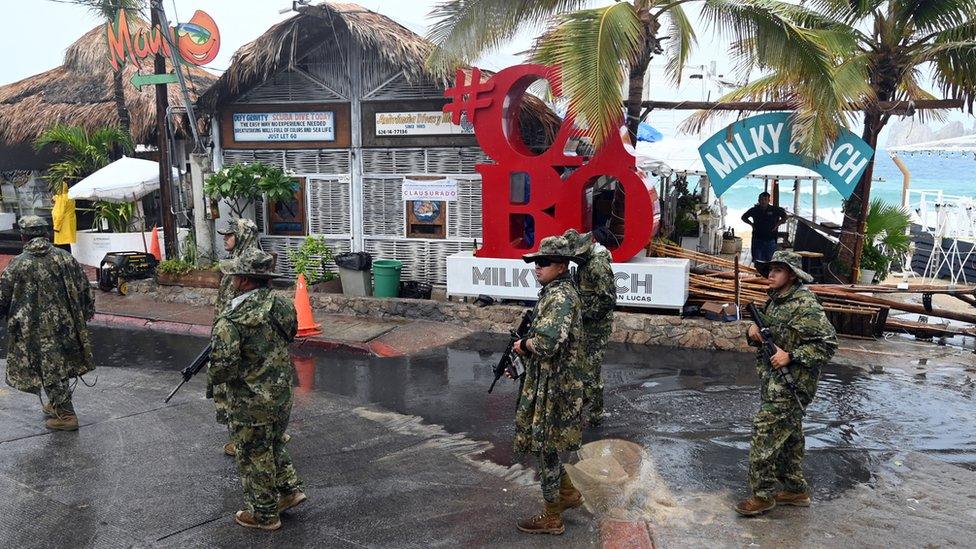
left=446, top=251, right=689, bottom=309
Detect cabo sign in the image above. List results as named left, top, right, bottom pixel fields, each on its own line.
left=698, top=113, right=875, bottom=198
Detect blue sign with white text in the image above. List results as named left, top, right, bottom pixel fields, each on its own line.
left=697, top=113, right=874, bottom=198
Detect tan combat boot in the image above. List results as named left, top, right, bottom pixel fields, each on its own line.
left=734, top=496, right=775, bottom=516
left=223, top=441, right=237, bottom=457
left=45, top=413, right=79, bottom=431
left=42, top=403, right=56, bottom=419
left=774, top=491, right=811, bottom=507
left=234, top=510, right=281, bottom=531
left=278, top=490, right=308, bottom=513
left=516, top=501, right=564, bottom=535
left=554, top=474, right=583, bottom=513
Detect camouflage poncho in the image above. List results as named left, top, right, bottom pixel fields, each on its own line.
left=214, top=219, right=260, bottom=315
left=575, top=242, right=616, bottom=337
left=750, top=282, right=838, bottom=405
left=513, top=273, right=585, bottom=455
left=209, top=288, right=297, bottom=425
left=0, top=237, right=95, bottom=394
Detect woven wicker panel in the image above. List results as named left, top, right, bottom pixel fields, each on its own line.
left=284, top=150, right=321, bottom=173
left=448, top=177, right=483, bottom=239
left=254, top=196, right=265, bottom=233
left=362, top=149, right=396, bottom=174
left=396, top=149, right=427, bottom=174
left=425, top=148, right=463, bottom=174
left=259, top=236, right=351, bottom=277
left=363, top=238, right=464, bottom=285
left=238, top=70, right=344, bottom=103
left=253, top=151, right=286, bottom=169
left=308, top=177, right=351, bottom=236
left=364, top=72, right=444, bottom=100
left=317, top=150, right=351, bottom=174
left=222, top=150, right=256, bottom=166
left=362, top=177, right=404, bottom=236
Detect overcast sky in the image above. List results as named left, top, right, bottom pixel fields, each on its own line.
left=2, top=0, right=969, bottom=140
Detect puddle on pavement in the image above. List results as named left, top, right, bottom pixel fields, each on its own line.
left=6, top=326, right=973, bottom=502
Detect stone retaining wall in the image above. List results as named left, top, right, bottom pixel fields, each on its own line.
left=128, top=280, right=751, bottom=352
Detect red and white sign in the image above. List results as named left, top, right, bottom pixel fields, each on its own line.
left=402, top=178, right=458, bottom=202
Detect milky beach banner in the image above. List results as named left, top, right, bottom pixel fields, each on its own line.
left=698, top=113, right=874, bottom=198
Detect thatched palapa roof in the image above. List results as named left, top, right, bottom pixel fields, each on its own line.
left=198, top=2, right=560, bottom=134
left=0, top=20, right=216, bottom=170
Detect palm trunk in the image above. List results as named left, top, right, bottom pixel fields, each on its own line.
left=624, top=13, right=661, bottom=142
left=112, top=68, right=132, bottom=153
left=837, top=112, right=882, bottom=282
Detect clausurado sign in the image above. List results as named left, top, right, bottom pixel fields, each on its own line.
left=698, top=113, right=875, bottom=198
left=447, top=252, right=689, bottom=309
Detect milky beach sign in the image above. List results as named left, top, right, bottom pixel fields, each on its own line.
left=698, top=113, right=874, bottom=198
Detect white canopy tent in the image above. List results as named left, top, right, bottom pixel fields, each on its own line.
left=68, top=156, right=180, bottom=203
left=888, top=134, right=976, bottom=157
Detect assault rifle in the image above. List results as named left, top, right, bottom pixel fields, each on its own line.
left=747, top=303, right=805, bottom=410
left=164, top=344, right=212, bottom=403
left=488, top=309, right=534, bottom=393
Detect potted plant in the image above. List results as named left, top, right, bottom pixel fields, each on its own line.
left=289, top=235, right=341, bottom=293
left=204, top=162, right=297, bottom=218
left=858, top=199, right=912, bottom=284
left=155, top=232, right=222, bottom=288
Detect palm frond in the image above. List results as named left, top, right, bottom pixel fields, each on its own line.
left=865, top=198, right=912, bottom=254
left=902, top=0, right=976, bottom=34
left=425, top=0, right=592, bottom=74
left=661, top=4, right=696, bottom=85
left=531, top=2, right=644, bottom=148
left=33, top=124, right=88, bottom=153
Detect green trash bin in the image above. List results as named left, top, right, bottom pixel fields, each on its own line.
left=372, top=259, right=403, bottom=297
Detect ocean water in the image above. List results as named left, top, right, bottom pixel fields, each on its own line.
left=715, top=151, right=976, bottom=233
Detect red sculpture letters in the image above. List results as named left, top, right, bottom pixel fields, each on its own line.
left=444, top=64, right=659, bottom=262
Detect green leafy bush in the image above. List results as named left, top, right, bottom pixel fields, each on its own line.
left=204, top=162, right=297, bottom=218
left=157, top=259, right=195, bottom=276
left=288, top=236, right=336, bottom=284
left=859, top=199, right=912, bottom=282
left=92, top=201, right=135, bottom=233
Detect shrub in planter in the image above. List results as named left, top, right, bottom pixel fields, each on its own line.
left=858, top=199, right=912, bottom=283
left=288, top=236, right=340, bottom=292
left=156, top=259, right=222, bottom=288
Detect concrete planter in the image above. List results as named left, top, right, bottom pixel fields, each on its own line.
left=156, top=270, right=222, bottom=289
left=312, top=278, right=343, bottom=294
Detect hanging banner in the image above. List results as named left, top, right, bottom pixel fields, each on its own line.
left=232, top=112, right=335, bottom=142
left=402, top=178, right=458, bottom=202
left=106, top=10, right=220, bottom=71
left=697, top=113, right=874, bottom=198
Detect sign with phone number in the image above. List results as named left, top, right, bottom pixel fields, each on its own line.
left=375, top=111, right=474, bottom=137
left=232, top=111, right=335, bottom=142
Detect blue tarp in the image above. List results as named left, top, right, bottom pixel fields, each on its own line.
left=637, top=123, right=663, bottom=143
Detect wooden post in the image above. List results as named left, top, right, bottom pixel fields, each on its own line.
left=892, top=154, right=911, bottom=209
left=771, top=179, right=780, bottom=207
left=151, top=0, right=177, bottom=260
left=811, top=179, right=818, bottom=223
left=734, top=253, right=741, bottom=319
left=792, top=179, right=801, bottom=217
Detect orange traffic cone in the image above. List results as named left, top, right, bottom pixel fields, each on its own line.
left=292, top=355, right=316, bottom=394
left=295, top=273, right=322, bottom=337
left=148, top=226, right=162, bottom=261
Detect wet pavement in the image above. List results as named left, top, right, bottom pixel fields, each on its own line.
left=1, top=325, right=975, bottom=547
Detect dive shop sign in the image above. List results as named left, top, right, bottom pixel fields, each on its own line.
left=698, top=113, right=875, bottom=198
left=446, top=252, right=689, bottom=309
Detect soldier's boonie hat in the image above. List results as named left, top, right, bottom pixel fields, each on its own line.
left=18, top=215, right=49, bottom=235
left=522, top=235, right=581, bottom=264
left=562, top=228, right=594, bottom=258
left=217, top=217, right=257, bottom=236
left=768, top=250, right=813, bottom=283
left=220, top=248, right=280, bottom=279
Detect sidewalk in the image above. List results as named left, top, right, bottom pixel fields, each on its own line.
left=93, top=290, right=473, bottom=357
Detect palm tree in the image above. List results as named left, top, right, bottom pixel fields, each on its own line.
left=82, top=0, right=145, bottom=139
left=426, top=0, right=837, bottom=148
left=689, top=0, right=976, bottom=280
left=34, top=124, right=134, bottom=193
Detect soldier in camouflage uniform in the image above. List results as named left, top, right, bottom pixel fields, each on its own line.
left=213, top=218, right=261, bottom=457
left=0, top=216, right=95, bottom=431
left=208, top=250, right=305, bottom=531
left=510, top=235, right=586, bottom=535
left=563, top=228, right=616, bottom=425
left=736, top=251, right=837, bottom=516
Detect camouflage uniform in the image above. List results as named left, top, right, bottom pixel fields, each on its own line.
left=209, top=252, right=302, bottom=526
left=0, top=216, right=94, bottom=416
left=515, top=236, right=585, bottom=504
left=564, top=229, right=615, bottom=421
left=747, top=251, right=837, bottom=500
left=211, top=218, right=261, bottom=425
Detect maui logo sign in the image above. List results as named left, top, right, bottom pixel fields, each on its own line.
left=106, top=9, right=220, bottom=71
left=442, top=64, right=660, bottom=263
left=698, top=113, right=874, bottom=198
